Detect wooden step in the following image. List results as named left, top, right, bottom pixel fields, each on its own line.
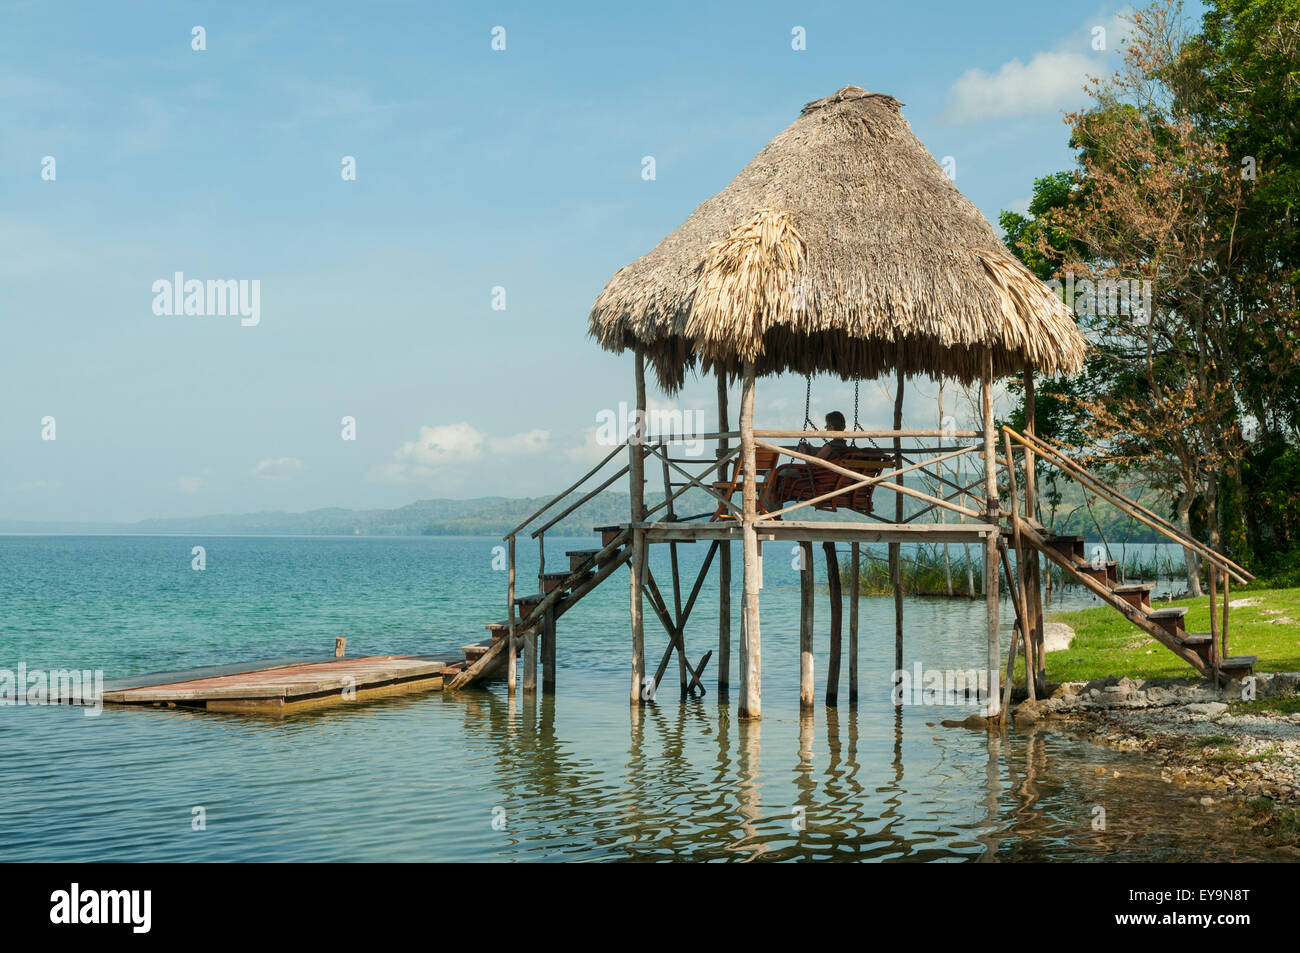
left=461, top=641, right=491, bottom=661
left=514, top=592, right=568, bottom=610
left=593, top=525, right=625, bottom=547
left=1113, top=582, right=1156, bottom=610
left=1147, top=606, right=1187, bottom=638
left=1078, top=560, right=1118, bottom=585
left=1219, top=656, right=1257, bottom=675
left=541, top=572, right=573, bottom=594
left=485, top=620, right=537, bottom=641
left=1179, top=632, right=1213, bottom=663
left=1045, top=534, right=1087, bottom=562
left=565, top=548, right=602, bottom=571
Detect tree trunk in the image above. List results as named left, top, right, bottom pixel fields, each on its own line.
left=1177, top=488, right=1202, bottom=597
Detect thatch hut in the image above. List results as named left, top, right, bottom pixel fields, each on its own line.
left=588, top=86, right=1086, bottom=720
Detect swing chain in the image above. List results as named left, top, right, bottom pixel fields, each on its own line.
left=803, top=374, right=814, bottom=431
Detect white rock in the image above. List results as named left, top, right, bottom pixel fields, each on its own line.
left=1042, top=622, right=1074, bottom=652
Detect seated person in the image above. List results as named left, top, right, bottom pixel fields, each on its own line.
left=766, top=411, right=855, bottom=510
left=797, top=411, right=850, bottom=460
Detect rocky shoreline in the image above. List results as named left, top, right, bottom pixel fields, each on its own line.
left=1006, top=672, right=1300, bottom=845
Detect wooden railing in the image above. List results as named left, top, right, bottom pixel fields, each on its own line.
left=1001, top=425, right=1254, bottom=683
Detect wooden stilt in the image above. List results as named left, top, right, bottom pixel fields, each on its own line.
left=1209, top=562, right=1219, bottom=683
left=1002, top=432, right=1035, bottom=701
left=739, top=361, right=762, bottom=720
left=542, top=604, right=557, bottom=694
left=1023, top=366, right=1046, bottom=695
left=824, top=541, right=842, bottom=708
left=507, top=535, right=517, bottom=695
left=982, top=348, right=1001, bottom=719
left=849, top=541, right=860, bottom=704
left=524, top=627, right=537, bottom=695
left=799, top=541, right=814, bottom=710
left=629, top=350, right=647, bottom=705
left=1216, top=569, right=1227, bottom=665
left=998, top=538, right=1031, bottom=706
left=717, top=369, right=731, bottom=701
left=892, top=365, right=904, bottom=689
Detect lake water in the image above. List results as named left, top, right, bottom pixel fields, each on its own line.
left=0, top=535, right=1283, bottom=862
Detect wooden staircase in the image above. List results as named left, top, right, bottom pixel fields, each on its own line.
left=444, top=527, right=632, bottom=689
left=1018, top=524, right=1256, bottom=682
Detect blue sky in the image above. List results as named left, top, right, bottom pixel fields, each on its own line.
left=1, top=0, right=1168, bottom=522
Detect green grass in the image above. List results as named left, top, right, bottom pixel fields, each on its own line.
left=1043, top=586, right=1300, bottom=682
left=1232, top=696, right=1300, bottom=716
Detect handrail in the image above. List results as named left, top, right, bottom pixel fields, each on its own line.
left=645, top=443, right=742, bottom=518
left=752, top=443, right=979, bottom=523
left=504, top=442, right=626, bottom=539
left=530, top=463, right=630, bottom=538
left=752, top=439, right=984, bottom=521
left=644, top=447, right=740, bottom=520
left=755, top=429, right=981, bottom=439
left=1001, top=426, right=1253, bottom=584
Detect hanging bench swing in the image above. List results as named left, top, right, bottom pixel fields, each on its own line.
left=712, top=376, right=892, bottom=519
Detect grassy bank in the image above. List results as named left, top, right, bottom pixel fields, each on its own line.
left=1046, top=586, right=1300, bottom=682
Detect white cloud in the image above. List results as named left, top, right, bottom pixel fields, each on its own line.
left=488, top=428, right=551, bottom=454
left=177, top=475, right=202, bottom=493
left=251, top=457, right=305, bottom=481
left=395, top=423, right=484, bottom=468
left=942, top=15, right=1129, bottom=124
left=375, top=423, right=551, bottom=484
left=565, top=427, right=610, bottom=465
left=945, top=51, right=1096, bottom=123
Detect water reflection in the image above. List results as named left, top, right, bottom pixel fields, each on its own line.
left=422, top=689, right=1295, bottom=862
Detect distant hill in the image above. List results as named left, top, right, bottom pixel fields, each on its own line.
left=0, top=480, right=1172, bottom=542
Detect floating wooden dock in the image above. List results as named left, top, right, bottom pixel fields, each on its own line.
left=101, top=654, right=456, bottom=713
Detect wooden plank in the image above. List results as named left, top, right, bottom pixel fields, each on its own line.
left=104, top=656, right=446, bottom=705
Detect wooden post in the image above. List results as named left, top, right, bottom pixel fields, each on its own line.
left=507, top=536, right=517, bottom=695
left=939, top=380, right=954, bottom=597
left=799, top=541, right=814, bottom=710
left=739, top=361, right=762, bottom=720
left=1003, top=432, right=1035, bottom=701
left=1216, top=564, right=1227, bottom=660
left=1023, top=366, right=1046, bottom=695
left=892, top=365, right=904, bottom=688
left=982, top=348, right=1001, bottom=719
left=824, top=541, right=842, bottom=708
left=1209, top=562, right=1219, bottom=683
left=849, top=541, right=860, bottom=705
left=717, top=369, right=731, bottom=701
left=542, top=604, right=557, bottom=694
left=334, top=637, right=346, bottom=658
left=629, top=349, right=647, bottom=705
left=524, top=626, right=537, bottom=695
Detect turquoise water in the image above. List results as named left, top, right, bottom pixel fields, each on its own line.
left=0, top=535, right=1283, bottom=861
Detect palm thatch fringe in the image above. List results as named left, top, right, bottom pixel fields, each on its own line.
left=588, top=86, right=1087, bottom=391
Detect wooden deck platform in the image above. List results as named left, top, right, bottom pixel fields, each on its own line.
left=101, top=654, right=455, bottom=713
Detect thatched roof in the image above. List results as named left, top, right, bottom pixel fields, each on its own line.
left=588, top=86, right=1086, bottom=391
